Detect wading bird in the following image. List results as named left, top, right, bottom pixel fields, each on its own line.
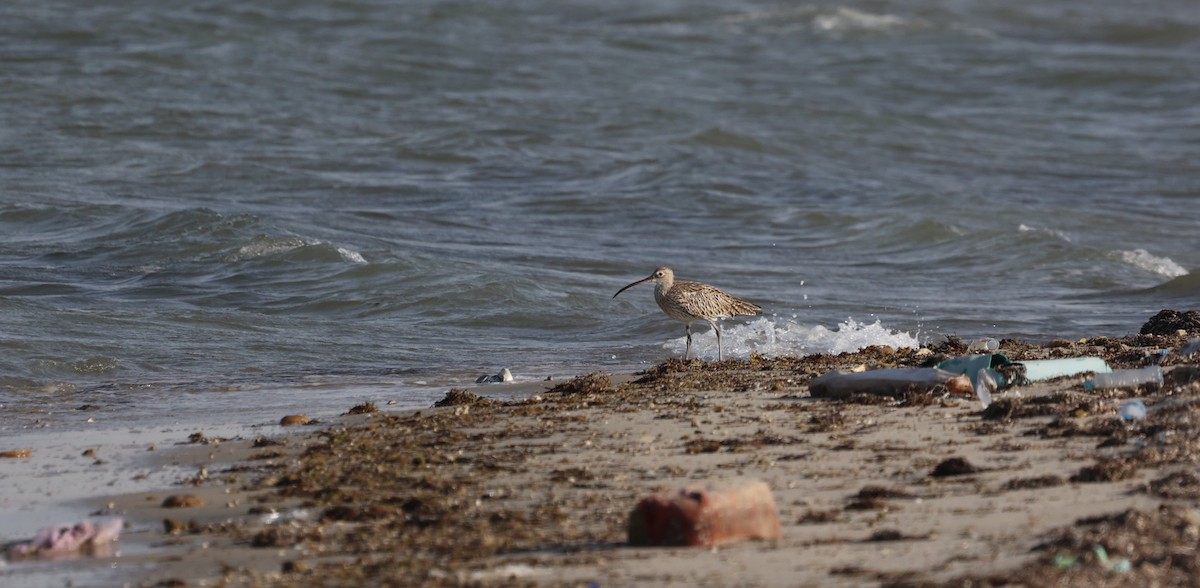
left=613, top=266, right=761, bottom=361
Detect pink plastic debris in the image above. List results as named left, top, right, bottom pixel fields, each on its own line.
left=6, top=518, right=124, bottom=559
left=627, top=480, right=782, bottom=547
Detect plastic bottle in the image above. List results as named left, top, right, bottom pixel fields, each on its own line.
left=1023, top=357, right=1111, bottom=381
left=1085, top=366, right=1163, bottom=390
left=974, top=368, right=996, bottom=409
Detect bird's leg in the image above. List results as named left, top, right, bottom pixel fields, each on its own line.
left=684, top=323, right=692, bottom=360
left=710, top=320, right=723, bottom=362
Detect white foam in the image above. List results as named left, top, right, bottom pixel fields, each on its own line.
left=663, top=316, right=920, bottom=360
left=226, top=237, right=367, bottom=264
left=337, top=247, right=368, bottom=264
left=227, top=236, right=307, bottom=262
left=813, top=8, right=907, bottom=35
left=1115, top=248, right=1188, bottom=278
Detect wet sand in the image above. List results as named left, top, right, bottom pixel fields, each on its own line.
left=6, top=330, right=1200, bottom=587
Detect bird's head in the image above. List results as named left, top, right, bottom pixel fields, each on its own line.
left=613, top=266, right=674, bottom=298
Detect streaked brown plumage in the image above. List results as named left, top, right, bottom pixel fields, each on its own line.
left=613, top=266, right=761, bottom=361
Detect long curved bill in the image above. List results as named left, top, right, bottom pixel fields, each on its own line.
left=613, top=276, right=653, bottom=299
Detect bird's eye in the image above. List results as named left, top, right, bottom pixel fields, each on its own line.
left=656, top=272, right=663, bottom=277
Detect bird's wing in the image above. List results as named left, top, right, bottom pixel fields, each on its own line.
left=681, top=282, right=761, bottom=318
left=677, top=283, right=732, bottom=318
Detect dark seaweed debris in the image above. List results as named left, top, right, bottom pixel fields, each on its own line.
left=344, top=402, right=378, bottom=415
left=547, top=372, right=616, bottom=395
left=1027, top=506, right=1200, bottom=586
left=1002, top=475, right=1064, bottom=491
left=433, top=389, right=496, bottom=407
left=1143, top=471, right=1200, bottom=500
left=1140, top=309, right=1200, bottom=336
left=930, top=457, right=980, bottom=477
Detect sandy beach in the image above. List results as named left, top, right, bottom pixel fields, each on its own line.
left=5, top=324, right=1200, bottom=587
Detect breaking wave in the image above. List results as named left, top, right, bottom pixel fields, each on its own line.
left=226, top=236, right=368, bottom=264
left=1115, top=249, right=1188, bottom=278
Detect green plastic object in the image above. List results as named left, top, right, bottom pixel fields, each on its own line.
left=937, top=354, right=1111, bottom=389
left=936, top=354, right=1010, bottom=388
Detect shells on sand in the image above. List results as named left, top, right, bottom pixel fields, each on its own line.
left=0, top=448, right=32, bottom=458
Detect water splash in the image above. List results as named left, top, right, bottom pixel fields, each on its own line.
left=664, top=317, right=920, bottom=360
left=1115, top=249, right=1188, bottom=278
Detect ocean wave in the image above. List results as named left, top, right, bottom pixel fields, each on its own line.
left=225, top=236, right=367, bottom=265
left=1140, top=272, right=1200, bottom=300
left=664, top=317, right=920, bottom=360
left=681, top=127, right=777, bottom=154
left=812, top=8, right=910, bottom=36
left=31, top=356, right=120, bottom=377
left=1017, top=224, right=1072, bottom=242
left=717, top=6, right=918, bottom=37
left=1114, top=249, right=1188, bottom=278
left=337, top=247, right=368, bottom=264
left=226, top=235, right=308, bottom=262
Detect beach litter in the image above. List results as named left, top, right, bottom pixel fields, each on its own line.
left=937, top=354, right=1121, bottom=408
left=1053, top=545, right=1131, bottom=573
left=972, top=368, right=998, bottom=408
left=627, top=480, right=781, bottom=547
left=1085, top=366, right=1163, bottom=391
left=808, top=368, right=969, bottom=399
left=5, top=518, right=123, bottom=560
left=258, top=508, right=312, bottom=526
left=428, top=563, right=543, bottom=583
left=938, top=354, right=1110, bottom=388
left=476, top=368, right=514, bottom=384
left=811, top=353, right=1120, bottom=408
left=1119, top=400, right=1147, bottom=421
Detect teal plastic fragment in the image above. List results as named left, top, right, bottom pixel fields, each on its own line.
left=936, top=354, right=1010, bottom=389
left=937, top=354, right=1111, bottom=389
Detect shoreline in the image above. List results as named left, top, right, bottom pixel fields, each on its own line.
left=4, top=330, right=1200, bottom=586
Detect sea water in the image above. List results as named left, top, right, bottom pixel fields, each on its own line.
left=0, top=0, right=1196, bottom=433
